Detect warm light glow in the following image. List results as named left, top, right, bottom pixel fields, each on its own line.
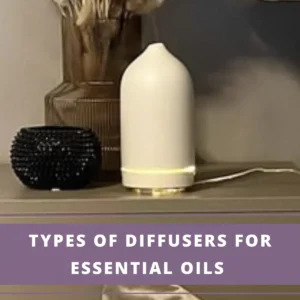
left=121, top=166, right=196, bottom=175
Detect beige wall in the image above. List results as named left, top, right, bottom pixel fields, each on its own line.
left=2, top=0, right=300, bottom=165
left=0, top=0, right=61, bottom=162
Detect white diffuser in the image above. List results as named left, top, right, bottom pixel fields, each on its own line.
left=120, top=43, right=196, bottom=194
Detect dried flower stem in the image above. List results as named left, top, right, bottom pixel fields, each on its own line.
left=53, top=0, right=165, bottom=23
left=53, top=0, right=161, bottom=81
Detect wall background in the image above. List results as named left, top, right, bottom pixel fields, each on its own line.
left=1, top=0, right=300, bottom=165
left=146, top=0, right=300, bottom=165
left=0, top=0, right=60, bottom=162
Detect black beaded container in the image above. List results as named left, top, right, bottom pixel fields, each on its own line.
left=10, top=126, right=101, bottom=190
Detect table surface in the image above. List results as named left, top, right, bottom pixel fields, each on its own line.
left=1, top=163, right=300, bottom=299
left=2, top=162, right=300, bottom=215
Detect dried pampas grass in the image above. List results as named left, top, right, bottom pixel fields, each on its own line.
left=51, top=0, right=163, bottom=82
left=52, top=0, right=165, bottom=27
left=52, top=0, right=73, bottom=16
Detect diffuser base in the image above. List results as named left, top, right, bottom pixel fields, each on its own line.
left=132, top=188, right=185, bottom=197
left=122, top=171, right=195, bottom=191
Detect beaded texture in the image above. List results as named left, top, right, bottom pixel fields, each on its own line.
left=10, top=126, right=101, bottom=190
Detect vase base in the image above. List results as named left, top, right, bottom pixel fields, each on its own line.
left=45, top=83, right=121, bottom=179
left=98, top=170, right=121, bottom=182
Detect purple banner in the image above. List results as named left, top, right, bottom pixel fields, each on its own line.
left=0, top=224, right=299, bottom=285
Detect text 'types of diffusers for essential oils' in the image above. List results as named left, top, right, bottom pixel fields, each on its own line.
left=120, top=43, right=196, bottom=195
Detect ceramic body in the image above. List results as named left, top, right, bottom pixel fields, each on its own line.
left=120, top=43, right=196, bottom=190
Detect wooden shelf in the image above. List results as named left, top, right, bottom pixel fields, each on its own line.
left=2, top=162, right=300, bottom=215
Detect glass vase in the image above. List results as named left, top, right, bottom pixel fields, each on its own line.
left=45, top=15, right=142, bottom=181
